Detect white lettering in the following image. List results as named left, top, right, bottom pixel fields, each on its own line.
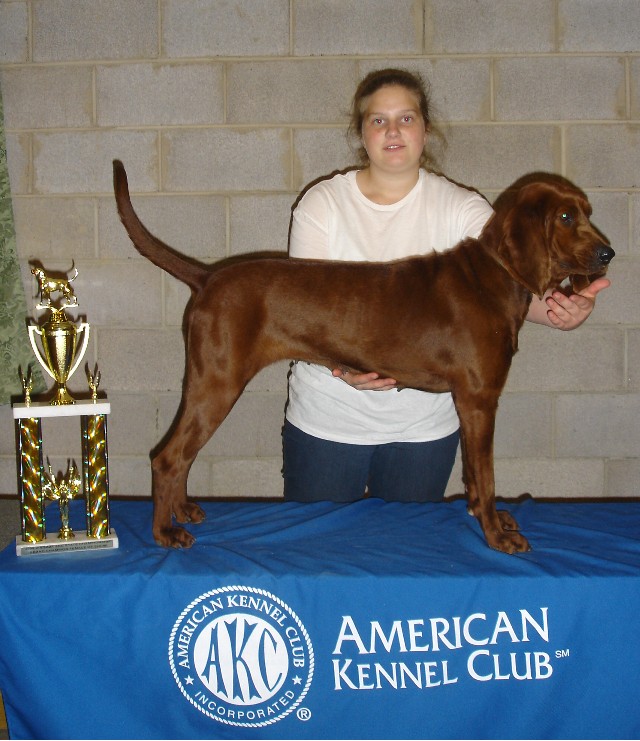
left=333, top=616, right=367, bottom=655
left=521, top=608, right=549, bottom=642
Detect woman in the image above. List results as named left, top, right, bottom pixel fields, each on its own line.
left=283, top=68, right=609, bottom=504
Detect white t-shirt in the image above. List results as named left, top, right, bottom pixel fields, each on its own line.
left=286, top=169, right=493, bottom=445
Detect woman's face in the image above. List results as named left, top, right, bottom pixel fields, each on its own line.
left=360, top=84, right=428, bottom=175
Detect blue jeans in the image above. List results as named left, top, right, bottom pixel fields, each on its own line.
left=282, top=420, right=459, bottom=503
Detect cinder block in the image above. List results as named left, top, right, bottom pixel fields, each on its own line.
left=494, top=393, right=553, bottom=457
left=444, top=452, right=463, bottom=498
left=630, top=58, right=640, bottom=121
left=506, top=324, right=624, bottom=393
left=4, top=132, right=30, bottom=195
left=162, top=0, right=289, bottom=58
left=294, top=0, right=422, bottom=56
left=586, top=191, right=629, bottom=256
left=164, top=278, right=191, bottom=328
left=208, top=457, right=284, bottom=499
left=96, top=63, right=224, bottom=127
left=40, top=416, right=85, bottom=459
left=566, top=124, right=640, bottom=188
left=200, top=392, right=287, bottom=458
left=555, top=393, right=640, bottom=458
left=163, top=129, right=290, bottom=191
left=1, top=66, right=93, bottom=128
left=96, top=328, right=185, bottom=392
left=357, top=58, right=492, bottom=123
left=631, top=194, right=640, bottom=256
left=426, top=0, right=554, bottom=54
left=495, top=57, right=625, bottom=121
left=229, top=194, right=296, bottom=254
left=104, top=393, right=162, bottom=456
left=293, top=128, right=353, bottom=191
left=0, top=2, right=28, bottom=63
left=441, top=124, right=560, bottom=191
left=13, top=197, right=96, bottom=259
left=607, top=459, right=640, bottom=498
left=33, top=131, right=159, bottom=194
left=32, top=0, right=158, bottom=62
left=109, top=458, right=210, bottom=498
left=155, top=392, right=182, bottom=443
left=68, top=260, right=164, bottom=328
left=227, top=60, right=357, bottom=124
left=0, top=407, right=19, bottom=458
left=182, top=458, right=212, bottom=498
left=559, top=0, right=640, bottom=52
left=108, top=457, right=152, bottom=497
left=153, top=379, right=288, bottom=459
left=586, top=259, right=640, bottom=325
left=154, top=365, right=290, bottom=439
left=494, top=458, right=605, bottom=499
left=626, top=329, right=640, bottom=390
left=99, top=194, right=227, bottom=260
left=0, top=458, right=20, bottom=498
left=246, top=362, right=292, bottom=393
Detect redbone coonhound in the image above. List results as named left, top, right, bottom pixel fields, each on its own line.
left=113, top=160, right=614, bottom=553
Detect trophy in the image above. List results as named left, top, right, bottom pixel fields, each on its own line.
left=27, top=264, right=89, bottom=405
left=12, top=261, right=118, bottom=555
left=42, top=460, right=82, bottom=540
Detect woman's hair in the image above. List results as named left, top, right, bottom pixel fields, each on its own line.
left=348, top=68, right=433, bottom=167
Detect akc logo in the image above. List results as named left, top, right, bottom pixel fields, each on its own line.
left=169, top=585, right=314, bottom=727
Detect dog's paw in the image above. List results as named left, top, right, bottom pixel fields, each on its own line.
left=154, top=525, right=196, bottom=549
left=174, top=501, right=206, bottom=525
left=497, top=510, right=519, bottom=531
left=488, top=528, right=531, bottom=555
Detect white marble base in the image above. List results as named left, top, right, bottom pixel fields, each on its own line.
left=15, top=529, right=119, bottom=556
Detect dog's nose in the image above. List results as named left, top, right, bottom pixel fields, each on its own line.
left=597, top=244, right=615, bottom=265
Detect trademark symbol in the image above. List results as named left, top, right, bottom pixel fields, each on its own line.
left=555, top=648, right=570, bottom=659
left=297, top=707, right=312, bottom=722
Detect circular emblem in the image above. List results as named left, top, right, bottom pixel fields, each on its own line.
left=169, top=586, right=314, bottom=727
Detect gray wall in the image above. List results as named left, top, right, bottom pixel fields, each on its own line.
left=0, top=0, right=638, bottom=502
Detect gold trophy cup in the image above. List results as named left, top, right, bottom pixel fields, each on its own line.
left=27, top=265, right=89, bottom=405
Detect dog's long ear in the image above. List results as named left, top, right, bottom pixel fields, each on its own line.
left=493, top=187, right=552, bottom=299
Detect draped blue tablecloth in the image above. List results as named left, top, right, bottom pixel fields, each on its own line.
left=0, top=497, right=639, bottom=739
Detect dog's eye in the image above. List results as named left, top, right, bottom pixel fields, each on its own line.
left=559, top=212, right=574, bottom=225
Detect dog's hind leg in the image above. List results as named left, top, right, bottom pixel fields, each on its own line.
left=151, top=371, right=246, bottom=548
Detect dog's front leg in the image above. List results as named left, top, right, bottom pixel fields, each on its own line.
left=456, top=398, right=530, bottom=554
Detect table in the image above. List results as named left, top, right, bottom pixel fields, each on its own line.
left=1, top=497, right=639, bottom=739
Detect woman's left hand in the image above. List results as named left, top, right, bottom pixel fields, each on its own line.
left=528, top=277, right=611, bottom=330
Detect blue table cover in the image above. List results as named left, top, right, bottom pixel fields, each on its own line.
left=0, top=497, right=639, bottom=740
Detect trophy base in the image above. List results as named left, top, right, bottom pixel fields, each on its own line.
left=15, top=530, right=119, bottom=557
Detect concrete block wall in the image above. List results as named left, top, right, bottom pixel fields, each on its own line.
left=0, top=0, right=638, bottom=503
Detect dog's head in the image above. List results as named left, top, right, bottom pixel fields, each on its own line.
left=485, top=173, right=614, bottom=298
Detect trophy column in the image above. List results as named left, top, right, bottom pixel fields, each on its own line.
left=15, top=416, right=45, bottom=542
left=81, top=410, right=110, bottom=538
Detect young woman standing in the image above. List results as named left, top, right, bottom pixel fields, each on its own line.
left=283, top=68, right=609, bottom=504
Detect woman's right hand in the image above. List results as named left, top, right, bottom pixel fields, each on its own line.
left=332, top=368, right=397, bottom=391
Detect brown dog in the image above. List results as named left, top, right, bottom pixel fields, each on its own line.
left=113, top=160, right=613, bottom=553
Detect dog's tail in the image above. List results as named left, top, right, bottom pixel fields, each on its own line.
left=113, top=160, right=208, bottom=291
